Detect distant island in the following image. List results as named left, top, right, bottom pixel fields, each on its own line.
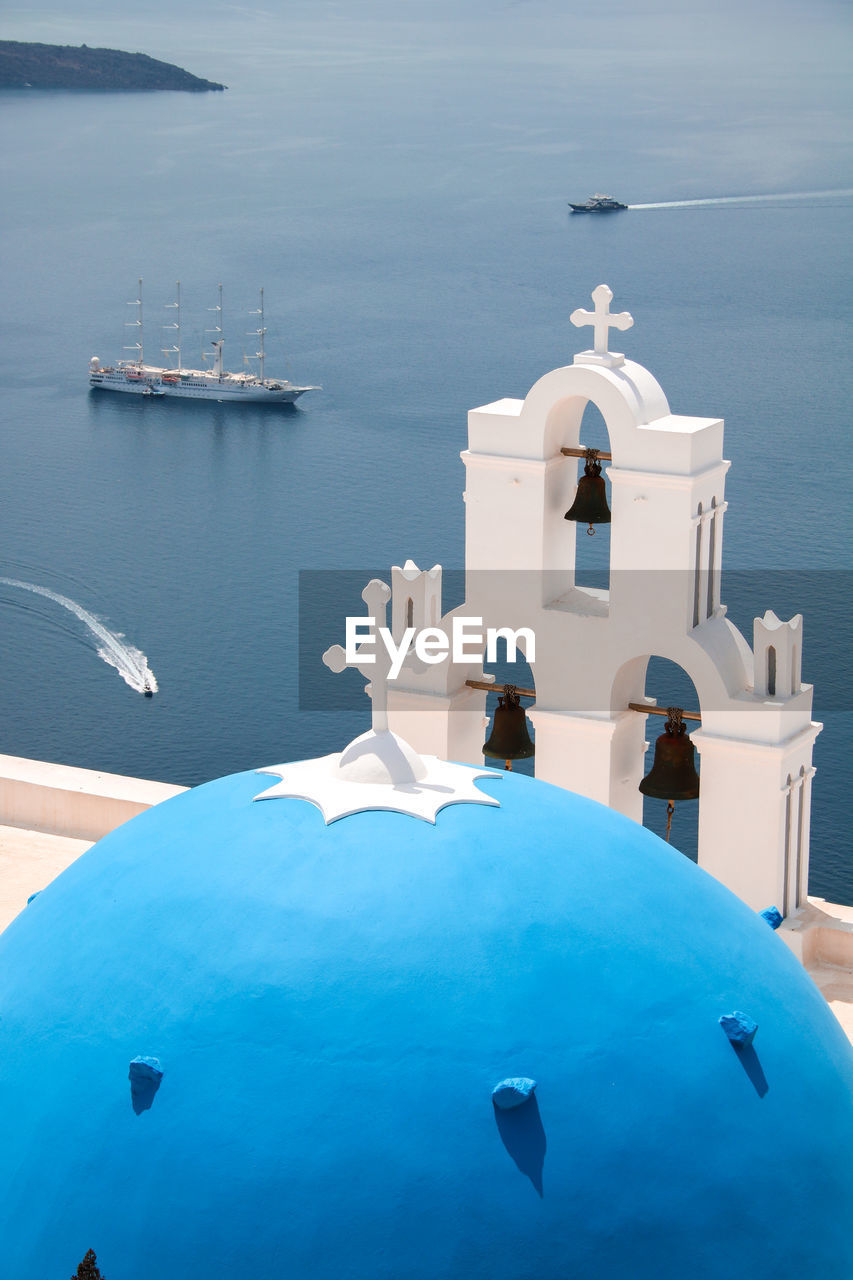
left=0, top=41, right=226, bottom=91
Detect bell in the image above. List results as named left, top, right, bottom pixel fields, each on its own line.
left=483, top=685, right=535, bottom=770
left=639, top=709, right=700, bottom=803
left=564, top=450, right=611, bottom=535
left=639, top=708, right=699, bottom=840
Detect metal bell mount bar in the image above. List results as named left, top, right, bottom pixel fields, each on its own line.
left=466, top=678, right=535, bottom=698
left=560, top=446, right=613, bottom=460
left=466, top=682, right=701, bottom=722
left=628, top=702, right=701, bottom=721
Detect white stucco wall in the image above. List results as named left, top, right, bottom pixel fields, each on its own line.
left=0, top=754, right=186, bottom=842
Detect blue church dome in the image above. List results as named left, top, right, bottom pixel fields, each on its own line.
left=1, top=757, right=851, bottom=1277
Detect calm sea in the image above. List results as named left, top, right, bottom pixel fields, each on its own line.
left=0, top=0, right=851, bottom=898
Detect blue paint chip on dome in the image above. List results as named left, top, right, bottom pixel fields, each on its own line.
left=719, top=1012, right=758, bottom=1046
left=492, top=1077, right=537, bottom=1110
left=129, top=1056, right=163, bottom=1114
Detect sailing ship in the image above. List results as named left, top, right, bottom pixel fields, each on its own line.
left=89, top=281, right=319, bottom=404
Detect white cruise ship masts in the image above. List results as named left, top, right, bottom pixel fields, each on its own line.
left=124, top=277, right=143, bottom=364
left=162, top=281, right=182, bottom=370
left=206, top=283, right=223, bottom=373
left=248, top=287, right=266, bottom=384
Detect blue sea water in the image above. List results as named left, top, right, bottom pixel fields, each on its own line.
left=0, top=0, right=851, bottom=897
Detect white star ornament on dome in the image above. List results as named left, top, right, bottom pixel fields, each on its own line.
left=254, top=730, right=500, bottom=824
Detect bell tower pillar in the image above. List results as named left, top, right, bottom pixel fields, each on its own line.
left=529, top=707, right=646, bottom=819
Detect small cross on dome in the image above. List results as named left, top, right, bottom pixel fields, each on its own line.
left=323, top=578, right=393, bottom=732
left=571, top=284, right=634, bottom=369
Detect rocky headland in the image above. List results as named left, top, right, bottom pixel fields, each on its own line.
left=0, top=41, right=225, bottom=91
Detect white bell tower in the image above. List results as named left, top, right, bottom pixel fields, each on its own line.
left=385, top=286, right=821, bottom=915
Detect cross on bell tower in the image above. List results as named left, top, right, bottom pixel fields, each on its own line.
left=571, top=284, right=634, bottom=369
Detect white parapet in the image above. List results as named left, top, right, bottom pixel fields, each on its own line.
left=0, top=754, right=186, bottom=842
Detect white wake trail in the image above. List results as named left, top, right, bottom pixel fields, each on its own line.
left=630, top=188, right=853, bottom=210
left=0, top=577, right=158, bottom=695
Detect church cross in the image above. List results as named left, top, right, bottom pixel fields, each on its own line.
left=323, top=578, right=393, bottom=733
left=571, top=284, right=634, bottom=356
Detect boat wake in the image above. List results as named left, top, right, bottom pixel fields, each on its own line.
left=630, top=188, right=853, bottom=210
left=0, top=577, right=158, bottom=695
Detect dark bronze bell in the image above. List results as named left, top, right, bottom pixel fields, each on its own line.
left=639, top=708, right=700, bottom=802
left=483, top=685, right=535, bottom=770
left=564, top=449, right=611, bottom=535
left=639, top=708, right=699, bottom=841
